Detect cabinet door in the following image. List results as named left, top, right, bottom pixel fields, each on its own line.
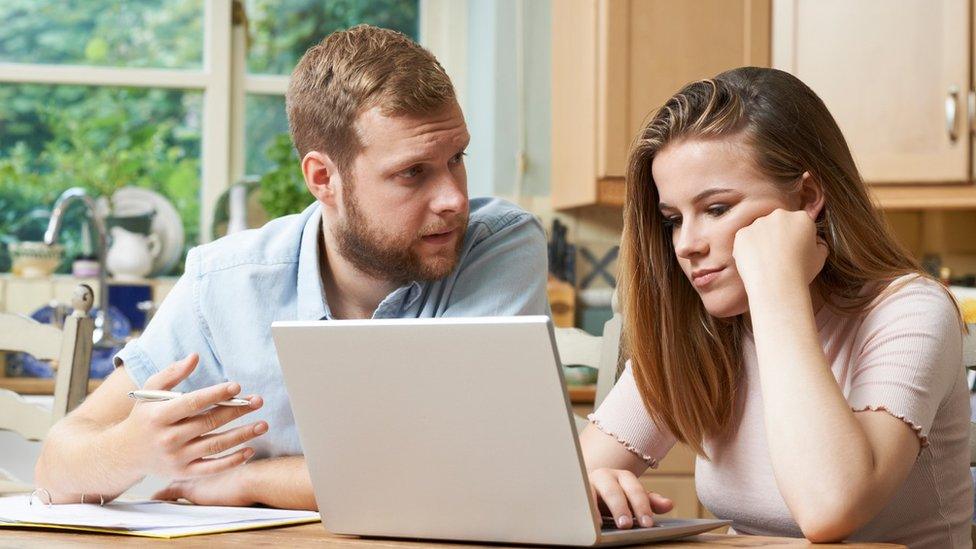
left=552, top=0, right=600, bottom=209
left=600, top=0, right=771, bottom=179
left=551, top=0, right=770, bottom=209
left=773, top=0, right=970, bottom=184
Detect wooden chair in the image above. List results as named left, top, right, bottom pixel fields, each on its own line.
left=553, top=291, right=624, bottom=433
left=0, top=284, right=94, bottom=493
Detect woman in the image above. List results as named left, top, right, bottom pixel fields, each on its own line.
left=581, top=67, right=971, bottom=547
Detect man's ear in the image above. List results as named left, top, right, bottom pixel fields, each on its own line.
left=797, top=171, right=825, bottom=220
left=302, top=151, right=343, bottom=208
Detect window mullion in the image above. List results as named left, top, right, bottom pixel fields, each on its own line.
left=201, top=0, right=234, bottom=243
left=229, top=0, right=248, bottom=189
left=419, top=0, right=468, bottom=112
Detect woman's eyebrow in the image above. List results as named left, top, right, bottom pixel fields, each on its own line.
left=659, top=187, right=738, bottom=210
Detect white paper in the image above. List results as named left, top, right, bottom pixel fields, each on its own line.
left=0, top=494, right=319, bottom=532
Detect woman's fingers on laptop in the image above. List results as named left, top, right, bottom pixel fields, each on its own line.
left=648, top=491, right=674, bottom=514
left=617, top=473, right=656, bottom=528
left=590, top=468, right=639, bottom=528
left=143, top=353, right=199, bottom=391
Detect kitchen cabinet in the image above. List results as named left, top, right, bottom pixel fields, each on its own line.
left=773, top=0, right=976, bottom=208
left=551, top=0, right=772, bottom=209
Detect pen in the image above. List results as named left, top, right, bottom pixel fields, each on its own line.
left=127, top=389, right=252, bottom=407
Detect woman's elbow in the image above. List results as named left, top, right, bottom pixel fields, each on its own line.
left=799, top=520, right=856, bottom=544
left=794, top=503, right=861, bottom=543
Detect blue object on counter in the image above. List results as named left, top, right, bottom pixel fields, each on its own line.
left=109, top=283, right=153, bottom=332
left=5, top=304, right=131, bottom=379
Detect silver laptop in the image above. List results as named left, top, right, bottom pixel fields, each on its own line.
left=271, top=316, right=729, bottom=546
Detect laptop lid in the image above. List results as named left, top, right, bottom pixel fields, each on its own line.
left=272, top=316, right=601, bottom=546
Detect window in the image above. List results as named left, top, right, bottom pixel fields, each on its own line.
left=0, top=0, right=421, bottom=275
left=240, top=0, right=420, bottom=180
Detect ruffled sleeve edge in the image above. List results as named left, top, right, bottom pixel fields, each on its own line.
left=851, top=404, right=929, bottom=448
left=587, top=414, right=660, bottom=468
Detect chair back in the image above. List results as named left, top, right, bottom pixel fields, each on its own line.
left=554, top=291, right=623, bottom=432
left=0, top=284, right=94, bottom=442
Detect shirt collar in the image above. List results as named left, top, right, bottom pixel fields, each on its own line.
left=296, top=205, right=331, bottom=320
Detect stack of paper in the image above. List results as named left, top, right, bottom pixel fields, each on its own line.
left=0, top=494, right=320, bottom=538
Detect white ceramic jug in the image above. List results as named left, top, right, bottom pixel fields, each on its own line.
left=106, top=227, right=160, bottom=280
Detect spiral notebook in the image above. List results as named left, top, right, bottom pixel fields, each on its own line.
left=0, top=494, right=320, bottom=538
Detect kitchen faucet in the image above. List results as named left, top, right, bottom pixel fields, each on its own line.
left=44, top=187, right=121, bottom=349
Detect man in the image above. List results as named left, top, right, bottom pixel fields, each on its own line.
left=35, top=25, right=548, bottom=510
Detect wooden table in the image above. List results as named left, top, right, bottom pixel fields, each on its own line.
left=0, top=523, right=906, bottom=547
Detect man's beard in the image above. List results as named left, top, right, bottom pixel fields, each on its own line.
left=332, top=189, right=468, bottom=286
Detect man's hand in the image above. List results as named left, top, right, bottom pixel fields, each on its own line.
left=156, top=456, right=318, bottom=510
left=153, top=465, right=255, bottom=506
left=113, top=354, right=268, bottom=481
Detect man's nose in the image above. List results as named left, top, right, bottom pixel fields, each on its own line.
left=430, top=172, right=467, bottom=215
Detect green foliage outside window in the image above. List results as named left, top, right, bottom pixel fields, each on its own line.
left=0, top=0, right=204, bottom=68
left=257, top=134, right=309, bottom=219
left=243, top=0, right=419, bottom=176
left=245, top=0, right=418, bottom=75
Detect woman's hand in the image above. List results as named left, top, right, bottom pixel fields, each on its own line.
left=113, top=354, right=267, bottom=480
left=588, top=468, right=673, bottom=529
left=732, top=208, right=827, bottom=295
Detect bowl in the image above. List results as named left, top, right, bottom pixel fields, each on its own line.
left=562, top=365, right=598, bottom=386
left=8, top=241, right=63, bottom=278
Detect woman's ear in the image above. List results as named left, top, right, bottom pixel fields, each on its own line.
left=797, top=171, right=825, bottom=220
left=301, top=151, right=342, bottom=208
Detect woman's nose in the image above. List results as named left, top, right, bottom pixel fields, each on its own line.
left=673, top=223, right=709, bottom=259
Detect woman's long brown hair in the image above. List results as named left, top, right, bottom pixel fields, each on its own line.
left=621, top=67, right=930, bottom=457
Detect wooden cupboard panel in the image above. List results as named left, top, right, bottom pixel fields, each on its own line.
left=596, top=0, right=631, bottom=180
left=551, top=0, right=600, bottom=209
left=600, top=0, right=772, bottom=179
left=972, top=0, right=976, bottom=184
left=649, top=442, right=697, bottom=475
left=553, top=0, right=771, bottom=208
left=637, top=474, right=700, bottom=519
left=773, top=0, right=970, bottom=184
left=870, top=184, right=976, bottom=209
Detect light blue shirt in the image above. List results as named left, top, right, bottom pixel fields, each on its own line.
left=116, top=198, right=549, bottom=458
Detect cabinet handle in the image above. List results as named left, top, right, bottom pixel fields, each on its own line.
left=946, top=85, right=960, bottom=143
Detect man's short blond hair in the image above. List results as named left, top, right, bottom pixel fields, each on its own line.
left=286, top=24, right=456, bottom=173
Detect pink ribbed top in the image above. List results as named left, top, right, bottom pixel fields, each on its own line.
left=589, top=276, right=972, bottom=548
